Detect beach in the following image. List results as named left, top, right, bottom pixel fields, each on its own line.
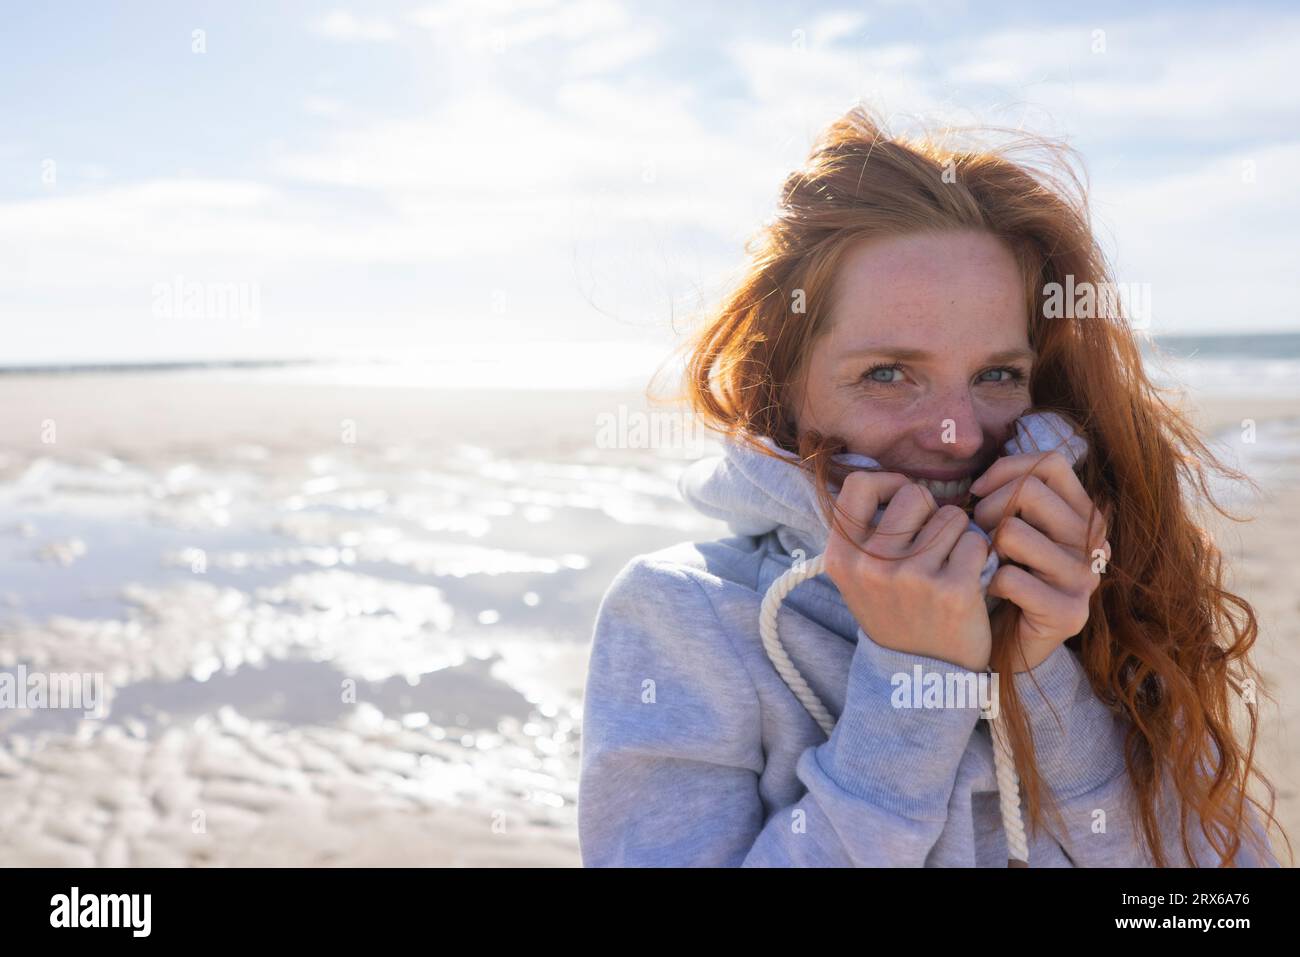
left=0, top=372, right=1295, bottom=866
left=1181, top=394, right=1300, bottom=861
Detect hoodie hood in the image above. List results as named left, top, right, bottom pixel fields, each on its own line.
left=677, top=432, right=867, bottom=560
left=677, top=412, right=1089, bottom=581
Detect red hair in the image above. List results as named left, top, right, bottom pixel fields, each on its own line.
left=649, top=103, right=1290, bottom=867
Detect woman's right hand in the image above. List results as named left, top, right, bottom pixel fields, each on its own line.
left=823, top=472, right=994, bottom=673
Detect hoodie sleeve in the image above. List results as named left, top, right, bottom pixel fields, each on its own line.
left=1011, top=641, right=1282, bottom=867
left=578, top=555, right=982, bottom=867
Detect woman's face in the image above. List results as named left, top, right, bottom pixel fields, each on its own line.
left=788, top=230, right=1034, bottom=506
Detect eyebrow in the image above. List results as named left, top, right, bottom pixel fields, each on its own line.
left=837, top=346, right=1036, bottom=365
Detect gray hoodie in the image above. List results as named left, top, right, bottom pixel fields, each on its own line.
left=577, top=428, right=1279, bottom=867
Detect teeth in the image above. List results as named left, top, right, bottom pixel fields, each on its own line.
left=914, top=476, right=972, bottom=501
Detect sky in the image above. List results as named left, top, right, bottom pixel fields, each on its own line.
left=3, top=0, right=1299, bottom=373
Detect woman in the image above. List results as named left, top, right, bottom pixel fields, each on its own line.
left=577, top=104, right=1290, bottom=867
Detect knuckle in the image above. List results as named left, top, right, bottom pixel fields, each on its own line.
left=936, top=504, right=967, bottom=524
left=991, top=517, right=1023, bottom=550
left=865, top=561, right=892, bottom=585
left=1062, top=597, right=1090, bottom=634
left=893, top=562, right=927, bottom=590
left=1088, top=516, right=1109, bottom=548
left=823, top=542, right=852, bottom=579
left=894, top=481, right=929, bottom=506
left=839, top=470, right=868, bottom=494
left=1069, top=609, right=1090, bottom=636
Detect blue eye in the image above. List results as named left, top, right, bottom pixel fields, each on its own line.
left=980, top=367, right=1028, bottom=384
left=861, top=363, right=903, bottom=384
left=860, top=363, right=1028, bottom=388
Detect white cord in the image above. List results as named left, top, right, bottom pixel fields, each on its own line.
left=759, top=552, right=1030, bottom=867
left=759, top=554, right=838, bottom=737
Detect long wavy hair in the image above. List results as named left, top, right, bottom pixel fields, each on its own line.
left=649, top=103, right=1290, bottom=867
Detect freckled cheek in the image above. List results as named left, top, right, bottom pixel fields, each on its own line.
left=976, top=401, right=1031, bottom=442
left=836, top=392, right=1027, bottom=453
left=833, top=400, right=913, bottom=454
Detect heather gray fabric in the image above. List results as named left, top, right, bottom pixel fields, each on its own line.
left=577, top=427, right=1279, bottom=867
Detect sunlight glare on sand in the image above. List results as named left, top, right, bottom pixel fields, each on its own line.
left=0, top=387, right=729, bottom=865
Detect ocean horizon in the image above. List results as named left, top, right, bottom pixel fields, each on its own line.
left=2, top=329, right=1299, bottom=396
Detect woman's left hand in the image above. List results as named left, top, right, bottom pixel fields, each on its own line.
left=968, top=452, right=1110, bottom=674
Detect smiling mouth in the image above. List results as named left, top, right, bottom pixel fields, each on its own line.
left=913, top=475, right=972, bottom=498
left=911, top=475, right=975, bottom=509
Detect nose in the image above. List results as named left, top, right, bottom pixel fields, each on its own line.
left=912, top=390, right=985, bottom=461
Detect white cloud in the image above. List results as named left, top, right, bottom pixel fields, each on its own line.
left=7, top=0, right=1300, bottom=363
left=565, top=27, right=661, bottom=76
left=411, top=0, right=619, bottom=42
left=273, top=81, right=779, bottom=243
left=720, top=33, right=947, bottom=160
left=807, top=10, right=870, bottom=48
left=409, top=0, right=659, bottom=73
left=0, top=174, right=564, bottom=286
left=313, top=11, right=398, bottom=43
left=1092, top=140, right=1300, bottom=334
left=942, top=15, right=1300, bottom=133
left=303, top=96, right=343, bottom=117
